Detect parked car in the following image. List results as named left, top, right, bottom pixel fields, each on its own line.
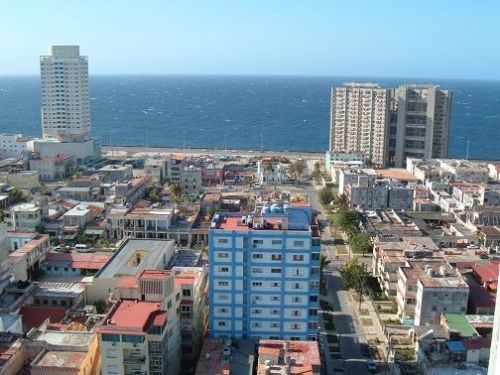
left=52, top=245, right=62, bottom=252
left=367, top=359, right=377, bottom=372
left=75, top=244, right=93, bottom=253
left=467, top=244, right=479, bottom=249
left=360, top=343, right=371, bottom=357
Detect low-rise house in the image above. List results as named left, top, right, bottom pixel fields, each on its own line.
left=180, top=165, right=202, bottom=195
left=30, top=154, right=76, bottom=181
left=41, top=253, right=111, bottom=277
left=413, top=264, right=469, bottom=326
left=114, top=176, right=148, bottom=205
left=257, top=339, right=321, bottom=375
left=98, top=164, right=133, bottom=183
left=201, top=163, right=225, bottom=185
left=257, top=159, right=287, bottom=185
left=4, top=203, right=43, bottom=231
left=0, top=170, right=40, bottom=191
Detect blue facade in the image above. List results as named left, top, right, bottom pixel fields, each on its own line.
left=208, top=208, right=320, bottom=341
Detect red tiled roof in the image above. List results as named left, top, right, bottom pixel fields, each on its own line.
left=20, top=305, right=66, bottom=329
left=117, top=277, right=139, bottom=289
left=43, top=253, right=111, bottom=270
left=290, top=202, right=311, bottom=207
left=139, top=270, right=171, bottom=280
left=472, top=261, right=499, bottom=284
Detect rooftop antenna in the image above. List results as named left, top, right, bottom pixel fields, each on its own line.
left=465, top=140, right=470, bottom=160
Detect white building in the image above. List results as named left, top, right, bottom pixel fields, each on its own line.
left=256, top=159, right=287, bottom=185
left=0, top=134, right=33, bottom=159
left=180, top=166, right=202, bottom=196
left=414, top=264, right=469, bottom=326
left=392, top=85, right=452, bottom=167
left=329, top=83, right=390, bottom=166
left=4, top=203, right=42, bottom=231
left=40, top=46, right=91, bottom=142
left=488, top=273, right=500, bottom=375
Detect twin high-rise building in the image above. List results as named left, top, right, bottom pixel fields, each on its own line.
left=329, top=83, right=390, bottom=167
left=329, top=83, right=452, bottom=167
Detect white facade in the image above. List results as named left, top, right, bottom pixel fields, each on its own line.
left=329, top=83, right=390, bottom=166
left=4, top=203, right=42, bottom=231
left=31, top=137, right=97, bottom=160
left=489, top=276, right=500, bottom=375
left=0, top=134, right=33, bottom=158
left=40, top=46, right=91, bottom=142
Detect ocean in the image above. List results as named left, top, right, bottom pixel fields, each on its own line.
left=0, top=75, right=499, bottom=159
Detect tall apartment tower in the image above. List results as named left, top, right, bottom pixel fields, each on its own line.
left=488, top=273, right=500, bottom=375
left=40, top=45, right=91, bottom=142
left=209, top=202, right=321, bottom=341
left=329, top=83, right=390, bottom=167
left=393, top=84, right=452, bottom=167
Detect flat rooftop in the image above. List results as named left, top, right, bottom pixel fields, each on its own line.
left=32, top=351, right=86, bottom=369
left=257, top=340, right=320, bottom=375
left=196, top=339, right=255, bottom=375
left=43, top=253, right=111, bottom=270
left=96, top=239, right=174, bottom=279
left=34, top=282, right=85, bottom=299
left=99, top=300, right=166, bottom=333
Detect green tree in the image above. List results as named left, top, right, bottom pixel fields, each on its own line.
left=334, top=194, right=349, bottom=212
left=350, top=233, right=372, bottom=255
left=150, top=189, right=160, bottom=203
left=169, top=183, right=182, bottom=197
left=290, top=159, right=306, bottom=181
left=336, top=210, right=359, bottom=232
left=207, top=207, right=218, bottom=219
left=9, top=188, right=25, bottom=204
left=340, top=259, right=370, bottom=295
left=319, top=187, right=334, bottom=206
left=35, top=224, right=46, bottom=234
left=0, top=210, right=4, bottom=223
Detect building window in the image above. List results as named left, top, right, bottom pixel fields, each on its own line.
left=218, top=252, right=229, bottom=258
left=102, top=333, right=120, bottom=342
left=271, top=309, right=279, bottom=315
left=217, top=238, right=229, bottom=244
left=271, top=268, right=281, bottom=274
left=293, top=240, right=304, bottom=247
left=252, top=253, right=263, bottom=259
left=252, top=281, right=263, bottom=287
left=271, top=282, right=280, bottom=288
left=309, top=309, right=318, bottom=316
left=252, top=309, right=262, bottom=315
left=293, top=255, right=304, bottom=261
left=121, top=334, right=145, bottom=343
left=271, top=254, right=282, bottom=261
left=272, top=240, right=282, bottom=245
left=292, top=310, right=301, bottom=317
left=271, top=296, right=280, bottom=301
left=182, top=289, right=191, bottom=297
left=311, top=253, right=320, bottom=261
left=309, top=296, right=318, bottom=302
left=270, top=322, right=280, bottom=328
left=252, top=322, right=262, bottom=328
left=218, top=294, right=229, bottom=301
left=293, top=283, right=301, bottom=289
left=219, top=267, right=229, bottom=272
left=293, top=297, right=302, bottom=303
left=218, top=281, right=229, bottom=287
left=218, top=321, right=227, bottom=327
left=252, top=268, right=263, bottom=274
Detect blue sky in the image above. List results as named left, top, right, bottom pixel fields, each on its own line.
left=1, top=0, right=499, bottom=79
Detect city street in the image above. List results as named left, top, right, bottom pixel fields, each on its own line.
left=304, top=162, right=372, bottom=374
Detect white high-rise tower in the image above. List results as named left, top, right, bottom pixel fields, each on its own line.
left=40, top=46, right=91, bottom=142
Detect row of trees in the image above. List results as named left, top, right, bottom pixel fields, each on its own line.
left=332, top=194, right=372, bottom=255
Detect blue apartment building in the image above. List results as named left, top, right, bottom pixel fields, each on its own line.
left=208, top=202, right=320, bottom=341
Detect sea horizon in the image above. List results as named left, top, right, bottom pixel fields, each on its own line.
left=1, top=75, right=499, bottom=159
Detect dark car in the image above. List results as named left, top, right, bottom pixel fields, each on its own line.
left=360, top=343, right=371, bottom=357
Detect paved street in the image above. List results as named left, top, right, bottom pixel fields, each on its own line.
left=304, top=161, right=372, bottom=375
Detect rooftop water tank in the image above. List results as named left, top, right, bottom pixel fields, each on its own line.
left=270, top=203, right=281, bottom=213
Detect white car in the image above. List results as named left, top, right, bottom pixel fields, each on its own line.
left=467, top=244, right=479, bottom=249
left=75, top=244, right=93, bottom=253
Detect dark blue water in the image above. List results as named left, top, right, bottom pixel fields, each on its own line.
left=0, top=75, right=499, bottom=159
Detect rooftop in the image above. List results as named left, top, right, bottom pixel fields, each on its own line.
left=196, top=338, right=255, bottom=375
left=96, top=239, right=174, bottom=279
left=20, top=305, right=66, bottom=330
left=417, top=264, right=468, bottom=289
left=32, top=351, right=86, bottom=369
left=43, top=253, right=111, bottom=270
left=99, top=299, right=165, bottom=333
left=375, top=168, right=419, bottom=181
left=257, top=340, right=320, bottom=375
left=442, top=313, right=478, bottom=337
